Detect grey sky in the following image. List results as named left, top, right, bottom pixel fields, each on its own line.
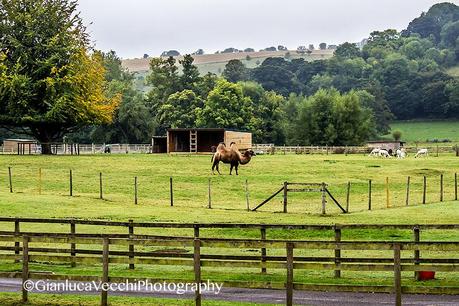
left=77, top=0, right=459, bottom=59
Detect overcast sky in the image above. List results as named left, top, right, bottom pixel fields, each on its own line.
left=77, top=0, right=459, bottom=59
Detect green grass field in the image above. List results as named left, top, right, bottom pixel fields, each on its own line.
left=0, top=153, right=458, bottom=305
left=387, top=120, right=459, bottom=144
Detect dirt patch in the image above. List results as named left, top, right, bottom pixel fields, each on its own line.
left=406, top=168, right=444, bottom=177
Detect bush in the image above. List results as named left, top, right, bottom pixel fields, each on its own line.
left=392, top=130, right=402, bottom=141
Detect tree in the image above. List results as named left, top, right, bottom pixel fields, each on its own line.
left=392, top=130, right=402, bottom=141
left=335, top=42, right=361, bottom=58
left=88, top=51, right=152, bottom=144
left=145, top=56, right=180, bottom=110
left=308, top=44, right=315, bottom=50
left=244, top=48, right=255, bottom=52
left=179, top=54, right=200, bottom=90
left=161, top=50, right=180, bottom=57
left=0, top=0, right=119, bottom=154
left=264, top=46, right=277, bottom=51
left=192, top=49, right=204, bottom=55
left=288, top=89, right=374, bottom=145
left=240, top=82, right=285, bottom=144
left=222, top=59, right=248, bottom=83
left=197, top=80, right=252, bottom=129
left=143, top=54, right=149, bottom=59
left=158, top=90, right=203, bottom=128
left=319, top=43, right=327, bottom=50
left=278, top=45, right=287, bottom=51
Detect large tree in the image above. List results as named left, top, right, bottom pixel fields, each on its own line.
left=0, top=0, right=119, bottom=153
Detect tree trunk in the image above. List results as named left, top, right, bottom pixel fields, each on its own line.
left=41, top=143, right=53, bottom=155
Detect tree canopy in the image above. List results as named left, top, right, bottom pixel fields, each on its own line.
left=0, top=0, right=119, bottom=153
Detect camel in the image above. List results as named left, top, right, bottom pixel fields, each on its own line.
left=211, top=142, right=255, bottom=175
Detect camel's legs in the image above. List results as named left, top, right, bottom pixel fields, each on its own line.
left=216, top=162, right=221, bottom=175
left=235, top=164, right=239, bottom=175
left=229, top=164, right=233, bottom=175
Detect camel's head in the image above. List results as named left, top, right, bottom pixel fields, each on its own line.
left=244, top=149, right=256, bottom=157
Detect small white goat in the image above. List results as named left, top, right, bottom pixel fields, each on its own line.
left=396, top=148, right=406, bottom=159
left=415, top=148, right=428, bottom=158
left=369, top=148, right=381, bottom=157
left=378, top=149, right=391, bottom=158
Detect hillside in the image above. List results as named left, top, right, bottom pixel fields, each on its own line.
left=387, top=120, right=459, bottom=144
left=122, top=49, right=334, bottom=75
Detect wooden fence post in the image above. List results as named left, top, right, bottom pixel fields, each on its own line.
left=99, top=172, right=103, bottom=200
left=128, top=220, right=134, bottom=270
left=455, top=173, right=458, bottom=201
left=286, top=242, right=294, bottom=306
left=101, top=238, right=109, bottom=306
left=413, top=226, right=420, bottom=280
left=170, top=177, right=174, bottom=207
left=70, top=220, right=76, bottom=267
left=440, top=174, right=444, bottom=202
left=423, top=176, right=427, bottom=204
left=22, top=236, right=29, bottom=303
left=345, top=182, right=351, bottom=213
left=14, top=220, right=20, bottom=263
left=368, top=180, right=372, bottom=210
left=134, top=177, right=138, bottom=205
left=8, top=167, right=12, bottom=193
left=245, top=179, right=250, bottom=211
left=393, top=243, right=402, bottom=306
left=334, top=226, right=341, bottom=278
left=321, top=182, right=326, bottom=215
left=194, top=238, right=202, bottom=306
left=386, top=177, right=391, bottom=208
left=406, top=176, right=410, bottom=206
left=208, top=178, right=211, bottom=209
left=38, top=168, right=42, bottom=195
left=69, top=169, right=73, bottom=196
left=283, top=182, right=288, bottom=213
left=261, top=227, right=267, bottom=274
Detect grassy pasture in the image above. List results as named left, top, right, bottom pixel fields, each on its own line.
left=0, top=153, right=459, bottom=220
left=0, top=153, right=458, bottom=305
left=387, top=120, right=459, bottom=145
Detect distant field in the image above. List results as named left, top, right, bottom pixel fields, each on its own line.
left=123, top=49, right=334, bottom=75
left=387, top=120, right=459, bottom=144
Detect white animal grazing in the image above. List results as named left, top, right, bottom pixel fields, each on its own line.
left=415, top=149, right=428, bottom=158
left=378, top=149, right=391, bottom=158
left=396, top=148, right=406, bottom=159
left=369, top=148, right=381, bottom=157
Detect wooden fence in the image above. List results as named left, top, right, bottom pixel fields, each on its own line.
left=0, top=218, right=458, bottom=305
left=253, top=144, right=456, bottom=155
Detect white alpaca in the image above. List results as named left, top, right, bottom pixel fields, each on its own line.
left=396, top=148, right=406, bottom=159
left=369, top=148, right=381, bottom=157
left=378, top=149, right=390, bottom=158
left=415, top=149, right=428, bottom=158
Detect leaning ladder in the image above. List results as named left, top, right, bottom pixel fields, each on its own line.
left=190, top=130, right=197, bottom=153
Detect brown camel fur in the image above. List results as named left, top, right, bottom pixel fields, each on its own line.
left=211, top=142, right=255, bottom=175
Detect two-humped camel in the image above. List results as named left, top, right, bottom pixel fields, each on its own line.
left=211, top=142, right=255, bottom=175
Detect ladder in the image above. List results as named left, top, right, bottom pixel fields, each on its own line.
left=190, top=130, right=197, bottom=153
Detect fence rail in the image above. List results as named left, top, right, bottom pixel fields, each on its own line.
left=1, top=143, right=457, bottom=155
left=0, top=218, right=458, bottom=305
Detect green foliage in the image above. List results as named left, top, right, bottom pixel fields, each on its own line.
left=285, top=89, right=375, bottom=145
left=196, top=79, right=252, bottom=130
left=222, top=59, right=249, bottom=83
left=335, top=42, right=361, bottom=58
left=87, top=51, right=152, bottom=144
left=159, top=90, right=203, bottom=128
left=0, top=0, right=118, bottom=153
left=392, top=130, right=402, bottom=141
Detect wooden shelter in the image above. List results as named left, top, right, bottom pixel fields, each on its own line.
left=367, top=140, right=405, bottom=153
left=165, top=128, right=252, bottom=153
left=2, top=139, right=38, bottom=155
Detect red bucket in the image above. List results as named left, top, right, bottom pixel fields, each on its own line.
left=418, top=271, right=435, bottom=281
